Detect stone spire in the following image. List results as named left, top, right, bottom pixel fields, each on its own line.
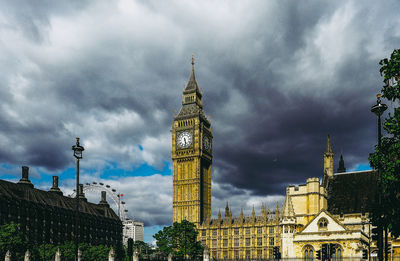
left=325, top=134, right=333, bottom=155
left=282, top=189, right=295, bottom=218
left=225, top=201, right=230, bottom=217
left=337, top=154, right=346, bottom=173
left=252, top=205, right=255, bottom=219
left=323, top=135, right=334, bottom=187
left=240, top=208, right=244, bottom=224
left=218, top=209, right=221, bottom=221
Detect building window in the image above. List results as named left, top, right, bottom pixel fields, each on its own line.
left=257, top=237, right=262, bottom=246
left=269, top=226, right=274, bottom=234
left=212, top=230, right=217, bottom=236
left=234, top=228, right=239, bottom=235
left=246, top=250, right=251, bottom=259
left=257, top=250, right=262, bottom=258
left=246, top=228, right=251, bottom=235
left=202, top=230, right=206, bottom=236
left=318, top=218, right=328, bottom=230
left=257, top=227, right=263, bottom=234
left=269, top=237, right=274, bottom=246
left=223, top=251, right=228, bottom=259
left=234, top=238, right=239, bottom=247
left=245, top=238, right=250, bottom=246
left=234, top=250, right=239, bottom=259
left=223, top=239, right=228, bottom=247
left=223, top=229, right=228, bottom=236
left=212, top=239, right=217, bottom=248
left=304, top=245, right=314, bottom=261
left=332, top=245, right=342, bottom=261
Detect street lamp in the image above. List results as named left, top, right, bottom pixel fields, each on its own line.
left=72, top=137, right=84, bottom=261
left=371, top=93, right=387, bottom=261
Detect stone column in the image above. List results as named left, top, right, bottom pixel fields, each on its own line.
left=78, top=249, right=82, bottom=261
left=24, top=250, right=31, bottom=261
left=133, top=250, right=139, bottom=261
left=4, top=250, right=11, bottom=261
left=55, top=248, right=62, bottom=261
left=108, top=247, right=115, bottom=261
left=168, top=253, right=173, bottom=261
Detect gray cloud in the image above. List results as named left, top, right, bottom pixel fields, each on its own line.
left=0, top=0, right=400, bottom=226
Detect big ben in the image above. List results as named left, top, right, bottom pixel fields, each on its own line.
left=172, top=57, right=212, bottom=225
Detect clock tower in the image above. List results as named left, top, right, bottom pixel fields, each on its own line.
left=172, top=57, right=212, bottom=225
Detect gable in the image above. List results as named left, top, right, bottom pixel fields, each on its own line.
left=301, top=210, right=346, bottom=233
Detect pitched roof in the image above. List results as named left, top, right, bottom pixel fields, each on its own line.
left=327, top=170, right=377, bottom=214
left=0, top=179, right=120, bottom=221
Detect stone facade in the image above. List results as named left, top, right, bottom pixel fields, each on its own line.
left=0, top=166, right=122, bottom=247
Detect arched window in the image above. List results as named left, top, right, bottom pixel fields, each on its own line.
left=304, top=245, right=314, bottom=261
left=331, top=244, right=342, bottom=261
left=318, top=218, right=328, bottom=230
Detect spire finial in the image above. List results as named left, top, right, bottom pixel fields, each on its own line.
left=192, top=54, right=195, bottom=66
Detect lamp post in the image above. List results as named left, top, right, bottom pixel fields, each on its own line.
left=371, top=93, right=387, bottom=261
left=72, top=138, right=84, bottom=261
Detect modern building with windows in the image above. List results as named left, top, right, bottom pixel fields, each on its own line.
left=122, top=219, right=144, bottom=245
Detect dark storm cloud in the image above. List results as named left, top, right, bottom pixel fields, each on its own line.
left=0, top=0, right=399, bottom=226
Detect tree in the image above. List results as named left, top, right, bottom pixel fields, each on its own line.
left=132, top=240, right=154, bottom=259
left=154, top=220, right=203, bottom=260
left=369, top=48, right=400, bottom=237
left=0, top=222, right=27, bottom=260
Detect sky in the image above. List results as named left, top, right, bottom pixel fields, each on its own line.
left=0, top=0, right=399, bottom=244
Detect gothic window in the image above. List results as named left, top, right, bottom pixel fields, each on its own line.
left=245, top=250, right=251, bottom=259
left=223, top=229, right=228, bottom=236
left=257, top=250, right=262, bottom=258
left=212, top=230, right=217, bottom=236
left=245, top=238, right=250, bottom=246
left=269, top=226, right=274, bottom=234
left=318, top=218, right=328, bottom=230
left=257, top=237, right=262, bottom=246
left=234, top=238, right=239, bottom=247
left=223, top=251, right=228, bottom=259
left=246, top=228, right=251, bottom=235
left=304, top=245, right=314, bottom=261
left=234, top=228, right=239, bottom=235
left=212, top=239, right=217, bottom=248
left=269, top=237, right=274, bottom=246
left=223, top=239, right=228, bottom=247
left=202, top=230, right=206, bottom=237
left=257, top=227, right=263, bottom=234
left=234, top=250, right=239, bottom=259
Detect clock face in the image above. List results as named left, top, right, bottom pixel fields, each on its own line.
left=203, top=135, right=211, bottom=151
left=177, top=131, right=193, bottom=149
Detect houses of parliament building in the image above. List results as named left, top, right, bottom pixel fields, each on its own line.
left=171, top=58, right=399, bottom=259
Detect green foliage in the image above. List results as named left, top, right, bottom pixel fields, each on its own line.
left=132, top=240, right=154, bottom=259
left=0, top=222, right=27, bottom=260
left=369, top=48, right=400, bottom=237
left=154, top=220, right=203, bottom=259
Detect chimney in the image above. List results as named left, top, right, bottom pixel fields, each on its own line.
left=78, top=184, right=87, bottom=202
left=49, top=176, right=63, bottom=195
left=99, top=191, right=110, bottom=207
left=17, top=166, right=34, bottom=188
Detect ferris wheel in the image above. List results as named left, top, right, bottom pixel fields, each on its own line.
left=69, top=182, right=129, bottom=221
